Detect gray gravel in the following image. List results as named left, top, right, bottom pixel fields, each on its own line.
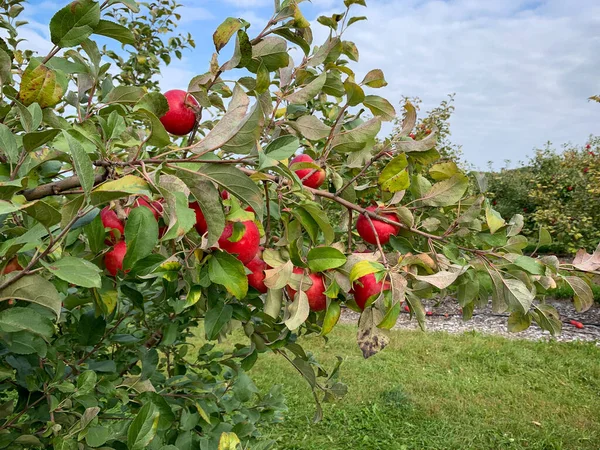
left=340, top=298, right=600, bottom=344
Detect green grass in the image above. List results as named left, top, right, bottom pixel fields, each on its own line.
left=240, top=326, right=600, bottom=450
left=549, top=283, right=600, bottom=303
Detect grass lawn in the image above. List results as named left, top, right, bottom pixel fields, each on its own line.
left=238, top=325, right=600, bottom=450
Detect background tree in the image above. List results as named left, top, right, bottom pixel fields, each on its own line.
left=0, top=1, right=597, bottom=449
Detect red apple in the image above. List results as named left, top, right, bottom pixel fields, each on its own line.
left=159, top=90, right=199, bottom=136
left=105, top=241, right=127, bottom=277
left=290, top=154, right=326, bottom=189
left=101, top=207, right=125, bottom=244
left=190, top=202, right=208, bottom=236
left=569, top=319, right=584, bottom=329
left=3, top=257, right=22, bottom=274
left=218, top=220, right=260, bottom=264
left=245, top=256, right=270, bottom=294
left=351, top=272, right=391, bottom=310
left=356, top=206, right=399, bottom=245
left=286, top=268, right=326, bottom=312
left=220, top=190, right=230, bottom=200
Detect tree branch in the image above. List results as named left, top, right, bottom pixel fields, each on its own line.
left=22, top=173, right=107, bottom=201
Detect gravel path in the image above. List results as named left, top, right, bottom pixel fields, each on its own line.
left=340, top=298, right=600, bottom=344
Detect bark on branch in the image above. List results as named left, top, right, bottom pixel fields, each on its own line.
left=22, top=173, right=107, bottom=201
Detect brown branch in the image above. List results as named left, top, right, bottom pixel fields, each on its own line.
left=22, top=173, right=106, bottom=201
left=336, top=145, right=390, bottom=196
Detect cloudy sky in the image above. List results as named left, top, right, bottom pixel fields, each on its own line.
left=19, top=0, right=600, bottom=169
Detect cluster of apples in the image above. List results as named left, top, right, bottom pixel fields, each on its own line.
left=101, top=197, right=164, bottom=276
left=156, top=89, right=402, bottom=311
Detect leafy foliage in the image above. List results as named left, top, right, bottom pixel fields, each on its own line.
left=488, top=138, right=600, bottom=254
left=0, top=0, right=596, bottom=449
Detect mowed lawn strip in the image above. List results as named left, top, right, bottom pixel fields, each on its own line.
left=194, top=325, right=600, bottom=450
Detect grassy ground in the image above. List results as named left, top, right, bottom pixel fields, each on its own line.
left=239, top=326, right=600, bottom=450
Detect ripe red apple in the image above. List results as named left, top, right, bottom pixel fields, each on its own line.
left=159, top=90, right=199, bottom=136
left=245, top=256, right=270, bottom=294
left=351, top=272, right=391, bottom=310
left=131, top=196, right=163, bottom=221
left=189, top=202, right=208, bottom=236
left=586, top=144, right=591, bottom=149
left=218, top=220, right=260, bottom=264
left=105, top=241, right=127, bottom=277
left=3, top=257, right=22, bottom=274
left=356, top=206, right=400, bottom=246
left=290, top=154, right=326, bottom=189
left=286, top=268, right=326, bottom=312
left=101, top=207, right=125, bottom=244
left=567, top=186, right=573, bottom=191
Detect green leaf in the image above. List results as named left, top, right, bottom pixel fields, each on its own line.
left=265, top=135, right=299, bottom=161
left=342, top=41, right=359, bottom=62
left=221, top=101, right=263, bottom=155
left=0, top=307, right=54, bottom=339
left=290, top=115, right=331, bottom=141
left=104, top=86, right=145, bottom=104
left=343, top=79, right=365, bottom=106
left=414, top=270, right=461, bottom=290
left=349, top=260, right=385, bottom=283
left=191, top=85, right=249, bottom=154
left=64, top=131, right=94, bottom=197
left=22, top=200, right=61, bottom=228
left=42, top=256, right=102, bottom=288
left=86, top=426, right=109, bottom=447
left=363, top=95, right=396, bottom=121
left=195, top=164, right=263, bottom=220
left=485, top=205, right=505, bottom=234
left=538, top=226, right=552, bottom=247
left=300, top=204, right=334, bottom=245
left=273, top=28, right=311, bottom=55
left=513, top=256, right=545, bottom=275
left=502, top=278, right=534, bottom=313
left=378, top=153, right=410, bottom=192
left=322, top=301, right=341, bottom=335
left=218, top=432, right=242, bottom=450
left=0, top=124, right=18, bottom=164
left=348, top=16, right=367, bottom=26
left=205, top=304, right=233, bottom=340
left=307, top=247, right=347, bottom=272
left=285, top=289, right=310, bottom=330
left=251, top=36, right=289, bottom=71
left=127, top=402, right=160, bottom=450
left=175, top=169, right=225, bottom=246
left=18, top=61, right=65, bottom=108
left=5, top=331, right=47, bottom=356
left=285, top=72, right=327, bottom=104
left=532, top=304, right=561, bottom=336
left=429, top=161, right=459, bottom=181
left=134, top=92, right=169, bottom=118
left=564, top=276, right=594, bottom=312
left=49, top=0, right=100, bottom=48
left=377, top=301, right=401, bottom=330
left=345, top=0, right=367, bottom=6
left=0, top=274, right=61, bottom=317
left=91, top=175, right=151, bottom=205
left=208, top=251, right=248, bottom=299
left=124, top=207, right=159, bottom=270
left=135, top=109, right=171, bottom=148
left=361, top=69, right=387, bottom=88
left=0, top=48, right=11, bottom=85
left=141, top=348, right=158, bottom=381
left=93, top=19, right=134, bottom=44
left=507, top=214, right=524, bottom=237
left=23, top=129, right=60, bottom=152
left=507, top=311, right=532, bottom=333
left=331, top=117, right=380, bottom=153
left=421, top=174, right=469, bottom=207
left=213, top=17, right=243, bottom=53
left=255, top=60, right=270, bottom=94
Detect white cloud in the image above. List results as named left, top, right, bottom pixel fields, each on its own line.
left=310, top=0, right=600, bottom=168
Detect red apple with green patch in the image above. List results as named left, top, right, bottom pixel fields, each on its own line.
left=290, top=154, right=326, bottom=189
left=218, top=220, right=260, bottom=264
left=351, top=272, right=391, bottom=310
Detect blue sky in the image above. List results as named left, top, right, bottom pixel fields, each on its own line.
left=18, top=0, right=600, bottom=169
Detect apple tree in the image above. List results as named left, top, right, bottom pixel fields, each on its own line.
left=0, top=0, right=598, bottom=449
